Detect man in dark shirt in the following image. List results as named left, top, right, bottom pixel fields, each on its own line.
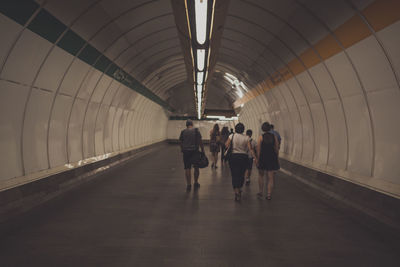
left=179, top=120, right=204, bottom=191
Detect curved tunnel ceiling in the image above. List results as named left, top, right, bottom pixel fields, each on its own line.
left=36, top=0, right=185, bottom=109
left=13, top=0, right=394, bottom=117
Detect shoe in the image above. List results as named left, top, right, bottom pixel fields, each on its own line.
left=194, top=182, right=200, bottom=189
left=245, top=179, right=250, bottom=185
left=235, top=193, right=241, bottom=201
left=257, top=192, right=263, bottom=198
left=266, top=195, right=271, bottom=200
left=186, top=185, right=191, bottom=192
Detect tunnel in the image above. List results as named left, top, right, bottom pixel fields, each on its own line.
left=0, top=0, right=399, bottom=265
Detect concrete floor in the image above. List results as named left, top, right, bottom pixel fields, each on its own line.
left=0, top=144, right=399, bottom=267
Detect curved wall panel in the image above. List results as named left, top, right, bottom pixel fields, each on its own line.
left=239, top=18, right=400, bottom=198
left=0, top=13, right=168, bottom=191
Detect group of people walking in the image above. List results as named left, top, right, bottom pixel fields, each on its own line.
left=179, top=119, right=281, bottom=201
left=208, top=125, right=233, bottom=169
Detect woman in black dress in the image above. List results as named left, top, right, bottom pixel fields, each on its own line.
left=257, top=122, right=280, bottom=200
left=220, top=127, right=229, bottom=164
left=209, top=124, right=220, bottom=168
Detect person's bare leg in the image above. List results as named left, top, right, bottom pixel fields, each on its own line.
left=194, top=167, right=199, bottom=183
left=234, top=187, right=241, bottom=201
left=246, top=168, right=252, bottom=183
left=215, top=152, right=219, bottom=167
left=258, top=169, right=264, bottom=196
left=267, top=171, right=274, bottom=199
left=185, top=169, right=191, bottom=186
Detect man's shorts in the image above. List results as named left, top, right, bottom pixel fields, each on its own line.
left=246, top=157, right=253, bottom=170
left=183, top=150, right=197, bottom=169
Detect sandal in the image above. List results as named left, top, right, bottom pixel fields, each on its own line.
left=266, top=195, right=271, bottom=200
left=235, top=193, right=241, bottom=201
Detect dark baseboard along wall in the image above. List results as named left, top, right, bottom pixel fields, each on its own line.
left=279, top=158, right=400, bottom=233
left=0, top=141, right=166, bottom=223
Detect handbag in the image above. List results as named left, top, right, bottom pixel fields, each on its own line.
left=191, top=128, right=209, bottom=168
left=192, top=151, right=209, bottom=168
left=224, top=134, right=234, bottom=160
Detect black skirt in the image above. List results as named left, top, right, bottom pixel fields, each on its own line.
left=258, top=152, right=280, bottom=171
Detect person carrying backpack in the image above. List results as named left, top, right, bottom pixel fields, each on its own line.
left=179, top=120, right=205, bottom=191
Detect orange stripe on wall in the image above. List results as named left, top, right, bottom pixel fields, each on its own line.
left=234, top=0, right=400, bottom=108
left=363, top=0, right=400, bottom=32
left=335, top=15, right=371, bottom=48
left=315, top=35, right=343, bottom=59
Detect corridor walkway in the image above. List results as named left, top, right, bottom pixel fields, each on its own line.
left=0, top=144, right=398, bottom=266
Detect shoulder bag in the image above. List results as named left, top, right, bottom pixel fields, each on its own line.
left=191, top=128, right=209, bottom=168
left=224, top=134, right=234, bottom=161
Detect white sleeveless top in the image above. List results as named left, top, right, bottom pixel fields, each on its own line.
left=229, top=133, right=249, bottom=155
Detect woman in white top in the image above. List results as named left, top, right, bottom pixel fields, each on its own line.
left=225, top=123, right=257, bottom=201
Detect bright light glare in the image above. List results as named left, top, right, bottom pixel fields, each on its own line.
left=206, top=115, right=239, bottom=121
left=197, top=71, right=204, bottom=84
left=196, top=49, right=205, bottom=71
left=197, top=99, right=202, bottom=119
left=197, top=84, right=203, bottom=119
left=195, top=0, right=208, bottom=45
left=224, top=72, right=249, bottom=98
left=237, top=89, right=243, bottom=98
left=197, top=84, right=203, bottom=98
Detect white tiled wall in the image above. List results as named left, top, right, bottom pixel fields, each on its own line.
left=239, top=21, right=400, bottom=198
left=0, top=14, right=168, bottom=190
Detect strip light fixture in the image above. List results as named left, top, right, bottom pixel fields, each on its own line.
left=185, top=0, right=216, bottom=119
left=196, top=49, right=205, bottom=71
left=206, top=115, right=239, bottom=121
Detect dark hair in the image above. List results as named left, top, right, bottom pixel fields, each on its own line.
left=212, top=123, right=220, bottom=134
left=221, top=126, right=229, bottom=136
left=186, top=119, right=193, bottom=127
left=261, top=122, right=271, bottom=132
left=246, top=129, right=252, bottom=137
left=235, top=123, right=245, bottom=134
left=270, top=124, right=274, bottom=129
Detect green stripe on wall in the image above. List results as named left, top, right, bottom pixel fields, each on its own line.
left=0, top=0, right=38, bottom=25
left=58, top=30, right=85, bottom=55
left=78, top=45, right=101, bottom=65
left=95, top=56, right=112, bottom=72
left=27, top=9, right=66, bottom=43
left=0, top=0, right=172, bottom=111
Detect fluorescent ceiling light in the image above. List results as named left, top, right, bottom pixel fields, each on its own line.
left=195, top=0, right=208, bottom=45
left=197, top=84, right=203, bottom=119
left=206, top=115, right=224, bottom=119
left=197, top=84, right=203, bottom=97
left=197, top=98, right=202, bottom=119
left=197, top=71, right=204, bottom=84
left=197, top=49, right=205, bottom=71
left=206, top=115, right=239, bottom=121
left=237, top=89, right=244, bottom=98
left=225, top=73, right=236, bottom=79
